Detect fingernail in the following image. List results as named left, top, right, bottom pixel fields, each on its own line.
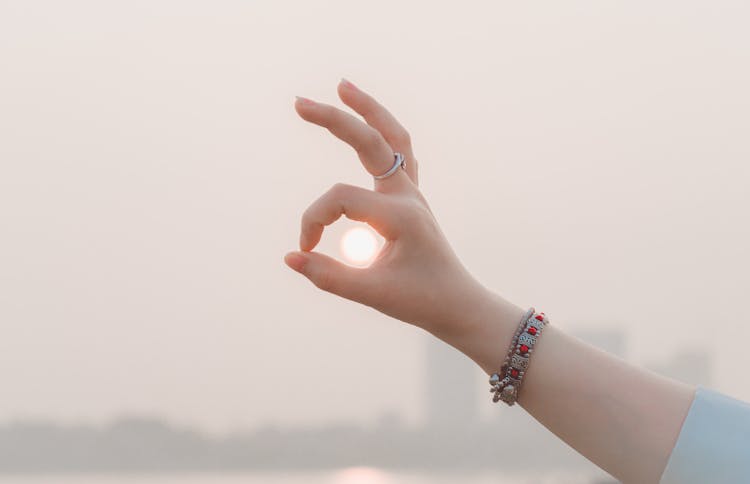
left=295, top=96, right=315, bottom=105
left=340, top=78, right=358, bottom=91
left=284, top=251, right=308, bottom=273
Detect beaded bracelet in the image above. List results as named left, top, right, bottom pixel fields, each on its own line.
left=489, top=307, right=549, bottom=406
left=496, top=307, right=534, bottom=379
left=488, top=312, right=526, bottom=404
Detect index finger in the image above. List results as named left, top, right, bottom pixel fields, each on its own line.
left=300, top=183, right=401, bottom=251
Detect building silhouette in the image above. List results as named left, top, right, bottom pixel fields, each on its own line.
left=647, top=348, right=713, bottom=387
left=424, top=337, right=479, bottom=427
left=570, top=326, right=628, bottom=359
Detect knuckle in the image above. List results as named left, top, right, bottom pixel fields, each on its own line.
left=393, top=129, right=412, bottom=147
left=358, top=97, right=377, bottom=117
left=331, top=182, right=349, bottom=194
left=300, top=211, right=314, bottom=230
left=313, top=269, right=335, bottom=292
left=303, top=192, right=331, bottom=226
left=329, top=182, right=353, bottom=200
left=359, top=129, right=385, bottom=151
left=300, top=206, right=313, bottom=225
left=319, top=103, right=336, bottom=119
left=399, top=197, right=431, bottom=226
left=301, top=199, right=319, bottom=224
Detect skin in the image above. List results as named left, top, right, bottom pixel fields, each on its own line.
left=284, top=78, right=697, bottom=484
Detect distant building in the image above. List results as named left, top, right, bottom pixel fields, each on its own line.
left=570, top=327, right=628, bottom=359
left=647, top=349, right=713, bottom=387
left=424, top=337, right=479, bottom=427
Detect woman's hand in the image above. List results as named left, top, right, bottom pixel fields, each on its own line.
left=284, top=79, right=507, bottom=346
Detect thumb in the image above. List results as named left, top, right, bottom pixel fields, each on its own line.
left=284, top=250, right=369, bottom=301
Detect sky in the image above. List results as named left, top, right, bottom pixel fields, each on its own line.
left=1, top=0, right=749, bottom=435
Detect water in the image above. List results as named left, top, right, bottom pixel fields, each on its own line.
left=0, top=469, right=618, bottom=484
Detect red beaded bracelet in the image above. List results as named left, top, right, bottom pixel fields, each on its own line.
left=489, top=307, right=549, bottom=406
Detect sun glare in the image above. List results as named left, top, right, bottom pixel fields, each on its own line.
left=332, top=467, right=394, bottom=484
left=340, top=226, right=378, bottom=265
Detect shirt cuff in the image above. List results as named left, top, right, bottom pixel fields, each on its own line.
left=659, top=385, right=750, bottom=484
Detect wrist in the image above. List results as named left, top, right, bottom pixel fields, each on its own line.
left=435, top=284, right=526, bottom=375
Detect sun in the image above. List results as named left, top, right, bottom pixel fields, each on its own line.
left=332, top=467, right=394, bottom=484
left=340, top=226, right=379, bottom=265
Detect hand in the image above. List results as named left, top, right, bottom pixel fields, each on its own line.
left=284, top=79, right=502, bottom=345
left=286, top=81, right=700, bottom=484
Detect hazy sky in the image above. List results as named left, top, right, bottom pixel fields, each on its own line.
left=1, top=1, right=749, bottom=434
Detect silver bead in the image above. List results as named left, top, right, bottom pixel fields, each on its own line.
left=528, top=319, right=545, bottom=331
left=511, top=354, right=529, bottom=370
left=489, top=373, right=501, bottom=386
left=500, top=384, right=517, bottom=405
left=506, top=375, right=521, bottom=387
left=518, top=332, right=537, bottom=346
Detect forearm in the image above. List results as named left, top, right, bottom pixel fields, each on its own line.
left=447, top=288, right=697, bottom=484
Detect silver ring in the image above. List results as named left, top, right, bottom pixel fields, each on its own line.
left=373, top=152, right=406, bottom=180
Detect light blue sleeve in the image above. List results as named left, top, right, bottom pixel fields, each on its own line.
left=659, top=385, right=750, bottom=484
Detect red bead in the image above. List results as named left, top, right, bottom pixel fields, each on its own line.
left=535, top=314, right=544, bottom=321
left=527, top=327, right=537, bottom=335
left=510, top=368, right=519, bottom=378
left=520, top=344, right=529, bottom=354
